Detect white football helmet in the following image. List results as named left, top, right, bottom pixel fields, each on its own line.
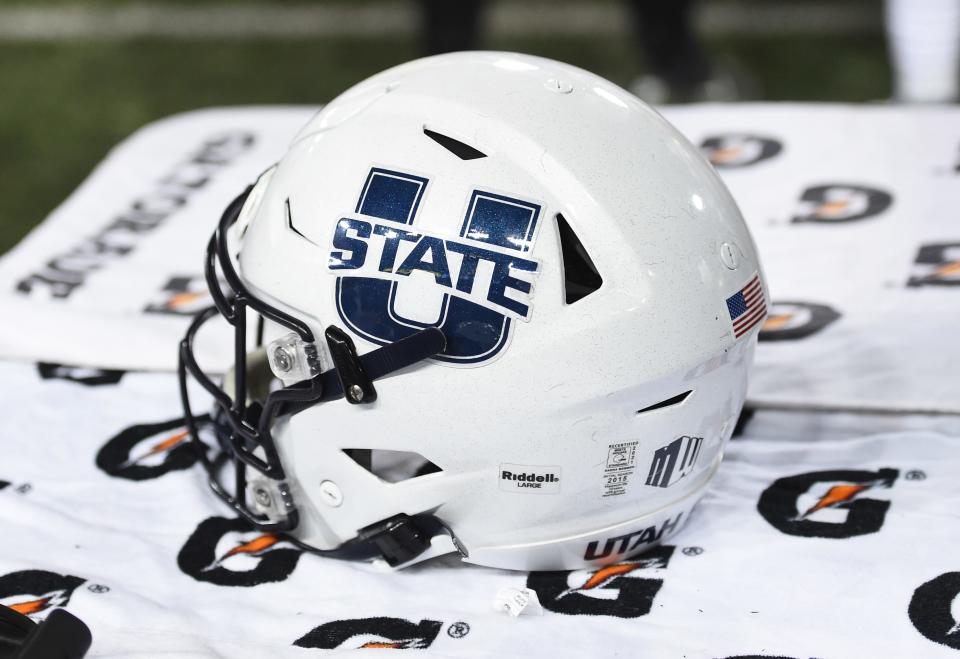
left=180, top=51, right=767, bottom=571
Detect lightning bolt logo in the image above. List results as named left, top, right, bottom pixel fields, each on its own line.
left=118, top=430, right=189, bottom=469
left=360, top=641, right=413, bottom=649
left=9, top=596, right=52, bottom=616
left=709, top=146, right=743, bottom=165
left=814, top=199, right=851, bottom=218
left=801, top=483, right=869, bottom=518
left=933, top=261, right=960, bottom=279
left=213, top=534, right=283, bottom=567
left=164, top=291, right=207, bottom=310
left=580, top=563, right=648, bottom=591
left=762, top=312, right=794, bottom=331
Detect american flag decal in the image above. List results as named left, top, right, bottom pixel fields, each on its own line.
left=726, top=273, right=766, bottom=338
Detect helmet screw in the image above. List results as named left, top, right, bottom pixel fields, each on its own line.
left=319, top=480, right=343, bottom=507
left=720, top=242, right=740, bottom=270
left=253, top=486, right=273, bottom=508
left=273, top=346, right=293, bottom=373
left=545, top=78, right=573, bottom=94
left=348, top=384, right=364, bottom=402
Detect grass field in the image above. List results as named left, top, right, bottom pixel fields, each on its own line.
left=0, top=26, right=890, bottom=255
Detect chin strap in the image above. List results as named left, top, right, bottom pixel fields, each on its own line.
left=294, top=512, right=453, bottom=567
left=320, top=326, right=446, bottom=404
left=279, top=326, right=447, bottom=416
left=356, top=513, right=455, bottom=568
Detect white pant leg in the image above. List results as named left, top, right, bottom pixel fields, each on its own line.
left=886, top=0, right=960, bottom=102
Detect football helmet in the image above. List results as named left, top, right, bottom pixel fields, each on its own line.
left=179, top=51, right=766, bottom=571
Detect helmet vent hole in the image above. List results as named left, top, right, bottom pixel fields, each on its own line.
left=342, top=448, right=442, bottom=483
left=557, top=213, right=603, bottom=303
left=636, top=390, right=692, bottom=415
left=422, top=127, right=487, bottom=160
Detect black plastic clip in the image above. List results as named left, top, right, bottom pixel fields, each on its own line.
left=0, top=605, right=91, bottom=659
left=357, top=514, right=433, bottom=567
left=325, top=325, right=377, bottom=405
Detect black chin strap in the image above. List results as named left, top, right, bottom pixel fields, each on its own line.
left=306, top=513, right=453, bottom=567
left=322, top=325, right=446, bottom=403
left=279, top=326, right=447, bottom=415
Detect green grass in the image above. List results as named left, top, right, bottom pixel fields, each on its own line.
left=0, top=33, right=890, bottom=255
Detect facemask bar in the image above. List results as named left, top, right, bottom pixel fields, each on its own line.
left=179, top=187, right=320, bottom=532
left=178, top=188, right=455, bottom=566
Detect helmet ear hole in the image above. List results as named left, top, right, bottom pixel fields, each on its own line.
left=556, top=213, right=603, bottom=303
left=342, top=449, right=443, bottom=483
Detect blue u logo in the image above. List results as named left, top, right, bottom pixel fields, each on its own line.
left=333, top=168, right=541, bottom=365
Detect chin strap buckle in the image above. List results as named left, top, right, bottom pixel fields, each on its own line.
left=325, top=326, right=378, bottom=405
left=357, top=514, right=434, bottom=567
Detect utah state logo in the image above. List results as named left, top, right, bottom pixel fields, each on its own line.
left=325, top=167, right=542, bottom=365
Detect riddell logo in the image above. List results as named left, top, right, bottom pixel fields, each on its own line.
left=791, top=184, right=892, bottom=223
left=0, top=570, right=86, bottom=621
left=527, top=545, right=674, bottom=618
left=294, top=617, right=472, bottom=650
left=499, top=463, right=561, bottom=494
left=758, top=301, right=841, bottom=342
left=757, top=468, right=899, bottom=538
left=96, top=417, right=204, bottom=481
left=699, top=134, right=783, bottom=168
left=177, top=516, right=304, bottom=587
